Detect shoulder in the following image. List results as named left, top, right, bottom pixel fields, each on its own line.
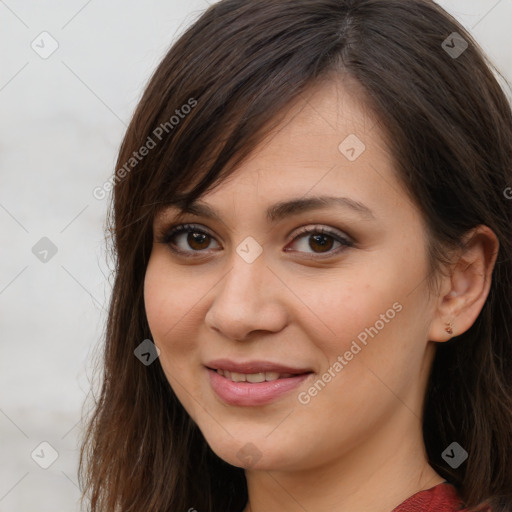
left=392, top=482, right=492, bottom=512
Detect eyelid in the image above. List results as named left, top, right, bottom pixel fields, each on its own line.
left=284, top=225, right=354, bottom=258
left=157, top=223, right=218, bottom=247
left=157, top=222, right=354, bottom=258
left=289, top=225, right=353, bottom=244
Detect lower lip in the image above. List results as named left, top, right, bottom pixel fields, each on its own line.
left=207, top=368, right=312, bottom=406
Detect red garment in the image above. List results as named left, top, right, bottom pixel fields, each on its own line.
left=392, top=482, right=490, bottom=512
left=239, top=481, right=492, bottom=512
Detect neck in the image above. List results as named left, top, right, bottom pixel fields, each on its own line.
left=242, top=407, right=445, bottom=512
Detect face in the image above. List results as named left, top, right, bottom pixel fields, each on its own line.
left=144, top=79, right=439, bottom=472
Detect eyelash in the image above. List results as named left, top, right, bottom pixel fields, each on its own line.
left=157, top=223, right=354, bottom=259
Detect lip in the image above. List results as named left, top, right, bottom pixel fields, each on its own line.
left=205, top=359, right=314, bottom=406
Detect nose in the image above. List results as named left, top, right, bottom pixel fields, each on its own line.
left=204, top=253, right=289, bottom=342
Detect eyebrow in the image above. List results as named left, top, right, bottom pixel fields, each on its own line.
left=165, top=195, right=375, bottom=223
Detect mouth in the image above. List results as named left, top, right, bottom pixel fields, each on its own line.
left=205, top=359, right=314, bottom=406
left=212, top=368, right=297, bottom=382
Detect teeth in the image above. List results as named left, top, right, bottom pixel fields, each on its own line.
left=230, top=371, right=246, bottom=382
left=215, top=369, right=289, bottom=382
left=246, top=372, right=265, bottom=383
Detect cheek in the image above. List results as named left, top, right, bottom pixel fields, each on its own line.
left=293, top=244, right=431, bottom=389
left=143, top=254, right=209, bottom=423
left=288, top=270, right=404, bottom=358
left=143, top=254, right=204, bottom=364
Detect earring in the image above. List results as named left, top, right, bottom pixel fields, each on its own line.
left=445, top=322, right=454, bottom=335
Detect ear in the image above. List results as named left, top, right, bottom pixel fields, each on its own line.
left=428, top=225, right=499, bottom=342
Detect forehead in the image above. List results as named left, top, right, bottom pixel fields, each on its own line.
left=154, top=78, right=411, bottom=226
left=224, top=78, right=389, bottom=181
left=208, top=81, right=395, bottom=192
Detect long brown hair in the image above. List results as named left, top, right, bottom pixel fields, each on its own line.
left=79, top=1, right=512, bottom=510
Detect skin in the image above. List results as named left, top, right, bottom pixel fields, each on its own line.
left=144, top=78, right=498, bottom=512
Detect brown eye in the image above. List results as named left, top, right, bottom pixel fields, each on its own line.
left=160, top=223, right=353, bottom=260
left=160, top=224, right=220, bottom=257
left=186, top=232, right=211, bottom=251
left=286, top=226, right=353, bottom=257
left=307, top=233, right=335, bottom=253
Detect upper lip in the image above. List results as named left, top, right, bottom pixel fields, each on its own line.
left=206, top=359, right=313, bottom=375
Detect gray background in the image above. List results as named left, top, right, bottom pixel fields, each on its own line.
left=1, top=1, right=511, bottom=510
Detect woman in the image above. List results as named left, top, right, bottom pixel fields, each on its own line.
left=79, top=1, right=512, bottom=511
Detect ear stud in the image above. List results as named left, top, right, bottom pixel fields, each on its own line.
left=445, top=322, right=454, bottom=335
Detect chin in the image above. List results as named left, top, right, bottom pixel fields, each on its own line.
left=200, top=429, right=299, bottom=471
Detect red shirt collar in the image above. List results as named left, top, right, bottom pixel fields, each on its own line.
left=392, top=482, right=479, bottom=512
